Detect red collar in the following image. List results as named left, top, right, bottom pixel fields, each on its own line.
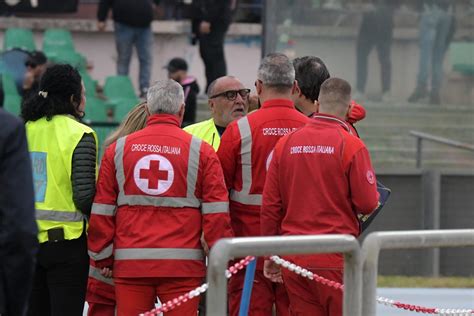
left=261, top=98, right=295, bottom=109
left=311, top=113, right=352, bottom=134
left=146, top=114, right=181, bottom=127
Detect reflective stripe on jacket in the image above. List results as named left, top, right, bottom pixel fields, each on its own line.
left=184, top=118, right=220, bottom=151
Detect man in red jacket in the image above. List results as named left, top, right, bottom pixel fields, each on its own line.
left=88, top=79, right=234, bottom=316
left=217, top=53, right=308, bottom=316
left=261, top=78, right=379, bottom=316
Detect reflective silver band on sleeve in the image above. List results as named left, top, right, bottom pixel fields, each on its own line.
left=201, top=201, right=229, bottom=214
left=88, top=243, right=114, bottom=261
left=114, top=248, right=204, bottom=261
left=88, top=265, right=114, bottom=286
left=91, top=203, right=116, bottom=216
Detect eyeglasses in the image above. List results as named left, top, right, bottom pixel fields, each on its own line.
left=25, top=62, right=37, bottom=68
left=209, top=89, right=251, bottom=101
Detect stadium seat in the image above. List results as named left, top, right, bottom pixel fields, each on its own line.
left=43, top=28, right=75, bottom=53
left=83, top=97, right=109, bottom=122
left=80, top=71, right=98, bottom=97
left=107, top=97, right=141, bottom=122
left=103, top=75, right=138, bottom=101
left=3, top=28, right=36, bottom=52
left=2, top=73, right=22, bottom=115
left=46, top=48, right=87, bottom=72
left=450, top=42, right=474, bottom=76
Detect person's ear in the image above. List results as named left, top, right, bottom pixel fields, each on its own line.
left=292, top=80, right=300, bottom=96
left=345, top=101, right=354, bottom=120
left=314, top=100, right=320, bottom=113
left=255, top=80, right=263, bottom=95
left=179, top=103, right=185, bottom=118
left=208, top=99, right=215, bottom=113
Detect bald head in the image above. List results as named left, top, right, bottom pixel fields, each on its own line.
left=207, top=76, right=250, bottom=127
left=318, top=78, right=352, bottom=118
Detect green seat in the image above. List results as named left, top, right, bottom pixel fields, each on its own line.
left=83, top=97, right=109, bottom=122
left=3, top=28, right=36, bottom=51
left=105, top=98, right=140, bottom=122
left=43, top=28, right=75, bottom=53
left=2, top=73, right=22, bottom=116
left=2, top=73, right=20, bottom=95
left=3, top=94, right=22, bottom=116
left=80, top=71, right=98, bottom=97
left=46, top=48, right=87, bottom=71
left=450, top=42, right=474, bottom=76
left=104, top=75, right=138, bottom=100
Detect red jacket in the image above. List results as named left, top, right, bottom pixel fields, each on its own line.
left=261, top=113, right=379, bottom=268
left=88, top=114, right=233, bottom=279
left=217, top=99, right=308, bottom=267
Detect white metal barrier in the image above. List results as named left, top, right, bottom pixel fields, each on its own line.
left=206, top=235, right=362, bottom=316
left=362, top=229, right=474, bottom=316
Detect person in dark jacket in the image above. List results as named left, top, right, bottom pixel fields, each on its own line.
left=0, top=108, right=38, bottom=316
left=97, top=0, right=160, bottom=97
left=22, top=64, right=97, bottom=316
left=166, top=57, right=200, bottom=126
left=191, top=0, right=235, bottom=91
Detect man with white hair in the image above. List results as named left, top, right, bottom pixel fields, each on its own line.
left=217, top=53, right=308, bottom=316
left=87, top=79, right=233, bottom=316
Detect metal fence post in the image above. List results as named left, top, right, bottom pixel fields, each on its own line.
left=362, top=229, right=474, bottom=316
left=416, top=136, right=423, bottom=168
left=207, top=235, right=362, bottom=316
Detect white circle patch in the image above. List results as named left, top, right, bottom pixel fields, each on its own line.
left=133, top=154, right=174, bottom=195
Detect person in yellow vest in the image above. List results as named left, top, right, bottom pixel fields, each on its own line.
left=184, top=76, right=250, bottom=150
left=21, top=64, right=98, bottom=316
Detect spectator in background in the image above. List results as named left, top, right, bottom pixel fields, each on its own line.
left=184, top=76, right=250, bottom=150
left=97, top=0, right=160, bottom=98
left=192, top=0, right=236, bottom=91
left=355, top=0, right=397, bottom=102
left=87, top=79, right=233, bottom=316
left=261, top=78, right=379, bottom=316
left=87, top=102, right=148, bottom=316
left=166, top=57, right=200, bottom=126
left=217, top=53, right=308, bottom=316
left=408, top=0, right=454, bottom=105
left=22, top=64, right=97, bottom=316
left=292, top=55, right=367, bottom=133
left=22, top=51, right=48, bottom=99
left=0, top=108, right=38, bottom=316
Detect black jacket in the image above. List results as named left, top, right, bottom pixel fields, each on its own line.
left=0, top=108, right=38, bottom=316
left=97, top=0, right=161, bottom=28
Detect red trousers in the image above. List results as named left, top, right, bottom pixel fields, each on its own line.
left=87, top=302, right=115, bottom=316
left=282, top=268, right=343, bottom=316
left=114, top=277, right=202, bottom=316
left=228, top=269, right=290, bottom=316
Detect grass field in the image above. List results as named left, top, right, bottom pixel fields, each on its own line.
left=378, top=276, right=474, bottom=288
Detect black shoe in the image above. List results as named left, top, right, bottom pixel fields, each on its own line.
left=408, top=88, right=427, bottom=103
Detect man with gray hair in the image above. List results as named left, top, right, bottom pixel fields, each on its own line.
left=88, top=79, right=233, bottom=315
left=217, top=53, right=308, bottom=316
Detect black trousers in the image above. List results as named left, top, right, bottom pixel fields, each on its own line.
left=199, top=21, right=230, bottom=91
left=356, top=9, right=394, bottom=93
left=27, top=233, right=88, bottom=316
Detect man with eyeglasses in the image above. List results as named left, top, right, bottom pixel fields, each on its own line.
left=217, top=53, right=308, bottom=316
left=184, top=76, right=250, bottom=151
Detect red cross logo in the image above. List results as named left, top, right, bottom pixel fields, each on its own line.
left=134, top=154, right=174, bottom=195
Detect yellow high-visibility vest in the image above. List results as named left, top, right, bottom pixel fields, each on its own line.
left=184, top=118, right=220, bottom=151
left=26, top=115, right=97, bottom=243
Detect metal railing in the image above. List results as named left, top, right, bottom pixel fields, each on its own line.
left=361, top=229, right=474, bottom=316
left=206, top=235, right=362, bottom=316
left=410, top=130, right=474, bottom=168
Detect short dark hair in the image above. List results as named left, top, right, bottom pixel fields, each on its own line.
left=319, top=77, right=351, bottom=109
left=293, top=56, right=330, bottom=102
left=21, top=64, right=83, bottom=122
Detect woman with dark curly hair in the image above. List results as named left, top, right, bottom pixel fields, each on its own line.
left=23, top=64, right=98, bottom=316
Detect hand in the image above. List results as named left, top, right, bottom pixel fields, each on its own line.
left=263, top=260, right=283, bottom=283
left=97, top=21, right=106, bottom=31
left=100, top=267, right=113, bottom=278
left=199, top=21, right=211, bottom=34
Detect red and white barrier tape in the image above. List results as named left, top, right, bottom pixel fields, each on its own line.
left=270, top=255, right=473, bottom=316
left=139, top=256, right=255, bottom=316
